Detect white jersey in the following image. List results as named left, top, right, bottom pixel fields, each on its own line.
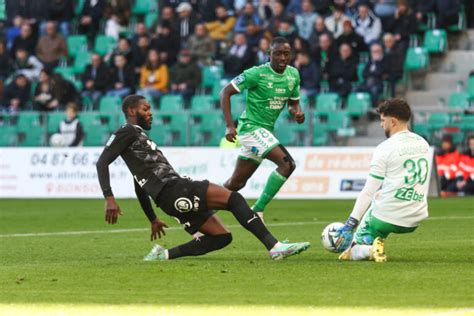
left=369, top=130, right=431, bottom=227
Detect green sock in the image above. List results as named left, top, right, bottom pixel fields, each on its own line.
left=253, top=170, right=288, bottom=213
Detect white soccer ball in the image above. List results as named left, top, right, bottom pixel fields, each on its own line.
left=49, top=133, right=65, bottom=147
left=321, top=222, right=344, bottom=253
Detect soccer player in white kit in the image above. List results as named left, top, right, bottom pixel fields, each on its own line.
left=335, top=98, right=432, bottom=262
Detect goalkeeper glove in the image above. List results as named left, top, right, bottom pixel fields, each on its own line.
left=334, top=217, right=359, bottom=253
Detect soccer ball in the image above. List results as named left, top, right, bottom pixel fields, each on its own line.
left=321, top=222, right=344, bottom=253
left=49, top=133, right=65, bottom=147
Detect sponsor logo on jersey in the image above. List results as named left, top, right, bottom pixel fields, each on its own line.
left=193, top=196, right=200, bottom=209
left=233, top=74, right=245, bottom=85
left=394, top=187, right=424, bottom=202
left=174, top=197, right=193, bottom=212
left=275, top=88, right=286, bottom=94
left=267, top=82, right=273, bottom=88
left=134, top=175, right=148, bottom=187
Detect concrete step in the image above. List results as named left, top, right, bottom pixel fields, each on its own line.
left=405, top=89, right=454, bottom=107
left=425, top=72, right=467, bottom=90
left=438, top=50, right=474, bottom=74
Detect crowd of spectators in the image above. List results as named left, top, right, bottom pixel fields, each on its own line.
left=0, top=0, right=469, bottom=112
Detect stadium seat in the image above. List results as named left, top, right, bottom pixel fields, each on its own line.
left=357, top=63, right=366, bottom=83
left=190, top=95, right=215, bottom=111
left=230, top=94, right=246, bottom=118
left=159, top=95, right=184, bottom=111
left=423, top=29, right=448, bottom=53
left=67, top=35, right=88, bottom=58
left=347, top=92, right=371, bottom=117
left=74, top=0, right=85, bottom=16
left=447, top=92, right=470, bottom=109
left=18, top=126, right=46, bottom=147
left=412, top=123, right=432, bottom=142
left=73, top=51, right=92, bottom=74
left=83, top=125, right=110, bottom=146
left=0, top=126, right=18, bottom=146
left=274, top=121, right=299, bottom=146
left=202, top=65, right=224, bottom=89
left=132, top=0, right=157, bottom=15
left=17, top=112, right=42, bottom=133
left=458, top=115, right=474, bottom=132
left=312, top=123, right=329, bottom=146
left=47, top=112, right=65, bottom=134
left=404, top=47, right=429, bottom=71
left=145, top=12, right=158, bottom=28
left=54, top=67, right=76, bottom=82
left=79, top=112, right=102, bottom=128
left=428, top=112, right=450, bottom=130
left=447, top=6, right=466, bottom=32
left=467, top=76, right=474, bottom=99
left=152, top=112, right=189, bottom=146
left=315, top=93, right=340, bottom=111
left=99, top=96, right=122, bottom=113
left=94, top=35, right=117, bottom=56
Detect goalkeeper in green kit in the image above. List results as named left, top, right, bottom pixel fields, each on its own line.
left=219, top=37, right=305, bottom=221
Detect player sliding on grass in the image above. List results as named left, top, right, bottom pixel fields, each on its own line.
left=220, top=37, right=305, bottom=221
left=335, top=98, right=431, bottom=262
left=96, top=95, right=310, bottom=261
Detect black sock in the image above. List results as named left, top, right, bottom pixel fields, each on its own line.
left=226, top=192, right=278, bottom=250
left=168, top=233, right=232, bottom=259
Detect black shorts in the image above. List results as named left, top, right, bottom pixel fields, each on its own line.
left=155, top=178, right=214, bottom=235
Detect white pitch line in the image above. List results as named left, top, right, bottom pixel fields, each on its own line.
left=0, top=216, right=472, bottom=238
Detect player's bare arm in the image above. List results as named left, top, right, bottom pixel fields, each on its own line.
left=220, top=84, right=239, bottom=142
left=288, top=99, right=305, bottom=124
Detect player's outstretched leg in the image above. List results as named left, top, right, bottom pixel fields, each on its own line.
left=207, top=183, right=310, bottom=260
left=338, top=238, right=386, bottom=262
left=144, top=215, right=233, bottom=261
left=252, top=145, right=295, bottom=217
left=224, top=158, right=259, bottom=192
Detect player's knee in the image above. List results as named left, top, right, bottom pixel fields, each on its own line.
left=215, top=233, right=233, bottom=249
left=279, top=156, right=296, bottom=177
left=225, top=178, right=246, bottom=191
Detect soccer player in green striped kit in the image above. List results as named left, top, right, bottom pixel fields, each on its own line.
left=220, top=37, right=305, bottom=220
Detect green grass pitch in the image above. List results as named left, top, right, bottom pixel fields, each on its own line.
left=0, top=198, right=473, bottom=315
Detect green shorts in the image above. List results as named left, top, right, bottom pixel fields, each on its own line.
left=238, top=127, right=280, bottom=164
left=354, top=208, right=417, bottom=245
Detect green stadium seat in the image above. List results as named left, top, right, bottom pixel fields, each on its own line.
left=54, top=67, right=76, bottom=82
left=274, top=122, right=299, bottom=146
left=99, top=96, right=122, bottom=113
left=47, top=112, right=65, bottom=134
left=74, top=0, right=85, bottom=16
left=447, top=92, right=470, bottom=109
left=447, top=6, right=466, bottom=32
left=458, top=115, right=474, bottom=132
left=189, top=111, right=224, bottom=146
left=190, top=95, right=215, bottom=111
left=314, top=111, right=352, bottom=133
left=79, top=112, right=102, bottom=128
left=67, top=35, right=88, bottom=58
left=151, top=112, right=189, bottom=146
left=132, top=0, right=157, bottom=15
left=404, top=47, right=429, bottom=71
left=230, top=94, right=246, bottom=118
left=73, top=51, right=92, bottom=74
left=83, top=125, right=110, bottom=146
left=17, top=112, right=42, bottom=133
left=412, top=123, right=432, bottom=143
left=94, top=35, right=117, bottom=56
left=312, top=123, right=329, bottom=146
left=159, top=95, right=184, bottom=111
left=423, top=29, right=448, bottom=53
left=467, top=76, right=474, bottom=99
left=417, top=12, right=436, bottom=32
left=357, top=63, right=366, bottom=83
left=145, top=12, right=158, bottom=28
left=18, top=126, right=46, bottom=147
left=428, top=112, right=450, bottom=129
left=0, top=126, right=18, bottom=146
left=202, top=65, right=223, bottom=89
left=347, top=92, right=371, bottom=117
left=315, top=93, right=340, bottom=111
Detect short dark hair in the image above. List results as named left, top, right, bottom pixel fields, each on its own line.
left=271, top=36, right=290, bottom=48
left=376, top=98, right=412, bottom=122
left=122, top=95, right=146, bottom=117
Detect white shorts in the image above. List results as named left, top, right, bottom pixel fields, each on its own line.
left=238, top=127, right=280, bottom=164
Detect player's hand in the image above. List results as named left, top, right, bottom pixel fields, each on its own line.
left=225, top=126, right=237, bottom=143
left=294, top=111, right=305, bottom=124
left=334, top=217, right=358, bottom=253
left=105, top=196, right=122, bottom=225
left=150, top=219, right=168, bottom=240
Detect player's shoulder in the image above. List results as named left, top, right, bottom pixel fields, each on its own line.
left=285, top=65, right=299, bottom=77
left=244, top=63, right=270, bottom=75
left=114, top=123, right=140, bottom=137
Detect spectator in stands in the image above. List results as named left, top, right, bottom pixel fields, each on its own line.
left=234, top=3, right=262, bottom=35
left=131, top=22, right=149, bottom=49
left=3, top=74, right=31, bottom=112
left=10, top=23, right=36, bottom=58
left=132, top=35, right=150, bottom=76
left=324, top=5, right=351, bottom=39
left=293, top=51, right=320, bottom=97
left=107, top=54, right=135, bottom=98
left=374, top=0, right=398, bottom=30
left=107, top=37, right=133, bottom=65
left=275, top=18, right=298, bottom=45
left=34, top=71, right=78, bottom=111
left=57, top=102, right=84, bottom=147
left=436, top=134, right=461, bottom=196
left=268, top=1, right=286, bottom=35
left=285, top=0, right=302, bottom=17
left=383, top=33, right=404, bottom=97
left=195, top=0, right=221, bottom=23
left=12, top=48, right=43, bottom=81
left=435, top=0, right=461, bottom=29
left=205, top=5, right=236, bottom=41
left=46, top=0, right=74, bottom=37
left=34, top=69, right=55, bottom=111
left=108, top=0, right=132, bottom=27
left=354, top=4, right=382, bottom=45
left=413, top=0, right=435, bottom=27
left=51, top=73, right=80, bottom=109
left=313, top=0, right=332, bottom=17
left=0, top=41, right=12, bottom=81
left=78, top=0, right=106, bottom=42
left=137, top=49, right=169, bottom=100
left=328, top=43, right=358, bottom=98
left=105, top=14, right=127, bottom=40
left=175, top=2, right=198, bottom=45
left=151, top=22, right=180, bottom=66
left=313, top=33, right=337, bottom=80
left=82, top=53, right=110, bottom=108
left=187, top=23, right=216, bottom=66
left=357, top=43, right=388, bottom=107
left=456, top=136, right=474, bottom=196
left=257, top=0, right=273, bottom=29
left=35, top=21, right=68, bottom=71
left=5, top=16, right=23, bottom=51
left=344, top=0, right=360, bottom=19
left=223, top=33, right=254, bottom=79
left=169, top=49, right=201, bottom=103
left=308, top=16, right=330, bottom=54
left=255, top=37, right=270, bottom=65
left=295, top=0, right=318, bottom=41
left=336, top=20, right=368, bottom=57
left=293, top=37, right=310, bottom=56
left=386, top=0, right=417, bottom=51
